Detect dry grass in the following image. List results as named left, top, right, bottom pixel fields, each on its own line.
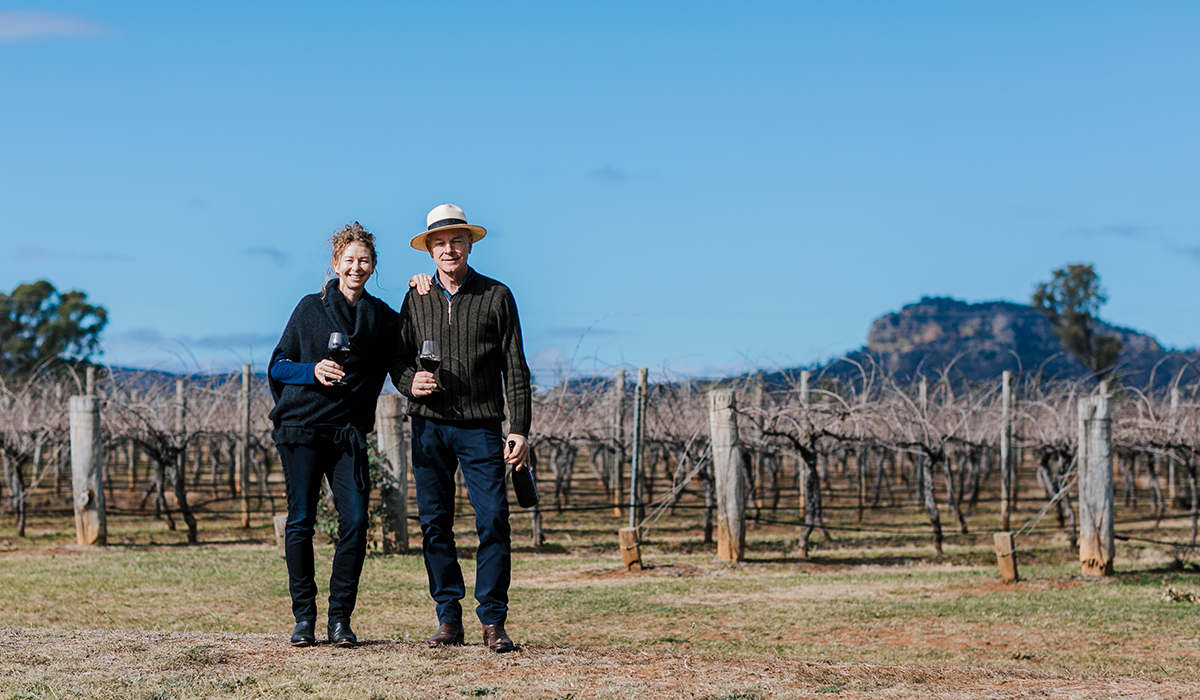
left=5, top=452, right=1200, bottom=699
left=2, top=524, right=1200, bottom=699
left=4, top=626, right=1200, bottom=700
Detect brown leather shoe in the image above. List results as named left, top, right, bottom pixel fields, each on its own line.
left=481, top=623, right=514, bottom=653
left=426, top=621, right=464, bottom=648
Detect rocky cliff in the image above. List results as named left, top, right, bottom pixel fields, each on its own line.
left=796, top=297, right=1194, bottom=388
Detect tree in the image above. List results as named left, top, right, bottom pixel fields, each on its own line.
left=1031, top=264, right=1122, bottom=379
left=0, top=280, right=108, bottom=378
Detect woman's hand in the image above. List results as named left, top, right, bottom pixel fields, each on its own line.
left=411, top=370, right=437, bottom=397
left=409, top=274, right=433, bottom=296
left=314, top=359, right=345, bottom=387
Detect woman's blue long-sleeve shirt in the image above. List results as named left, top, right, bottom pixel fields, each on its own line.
left=269, top=352, right=316, bottom=385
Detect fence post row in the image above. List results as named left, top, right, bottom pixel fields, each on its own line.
left=708, top=387, right=745, bottom=562
left=1078, top=389, right=1115, bottom=576
left=375, top=393, right=409, bottom=554
left=34, top=363, right=1181, bottom=565
left=69, top=390, right=106, bottom=545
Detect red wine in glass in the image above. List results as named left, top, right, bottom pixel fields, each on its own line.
left=419, top=340, right=441, bottom=391
left=327, top=332, right=349, bottom=386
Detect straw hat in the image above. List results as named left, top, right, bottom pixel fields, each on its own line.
left=410, top=203, right=487, bottom=252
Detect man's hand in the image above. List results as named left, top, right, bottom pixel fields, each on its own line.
left=409, top=274, right=433, bottom=296
left=411, top=370, right=437, bottom=397
left=504, top=434, right=529, bottom=470
left=314, top=359, right=345, bottom=387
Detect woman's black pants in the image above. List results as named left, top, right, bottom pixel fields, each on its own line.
left=277, top=439, right=370, bottom=624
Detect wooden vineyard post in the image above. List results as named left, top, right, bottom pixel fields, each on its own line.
left=32, top=440, right=43, bottom=493
left=993, top=531, right=1019, bottom=583
left=174, top=378, right=199, bottom=543
left=612, top=369, right=626, bottom=517
left=174, top=381, right=187, bottom=516
left=618, top=526, right=642, bottom=571
left=629, top=368, right=647, bottom=529
left=857, top=444, right=868, bottom=524
left=1078, top=390, right=1115, bottom=576
left=1013, top=446, right=1022, bottom=511
left=239, top=364, right=252, bottom=528
left=375, top=394, right=409, bottom=554
left=127, top=438, right=138, bottom=491
left=798, top=370, right=810, bottom=519
left=273, top=513, right=287, bottom=556
left=794, top=369, right=829, bottom=558
left=127, top=389, right=140, bottom=491
left=999, top=371, right=1013, bottom=531
left=70, top=392, right=106, bottom=545
left=55, top=409, right=64, bottom=496
left=1170, top=387, right=1180, bottom=504
left=751, top=373, right=765, bottom=514
left=915, top=379, right=928, bottom=512
left=708, top=388, right=745, bottom=562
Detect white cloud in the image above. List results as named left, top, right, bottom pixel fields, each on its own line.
left=0, top=10, right=114, bottom=42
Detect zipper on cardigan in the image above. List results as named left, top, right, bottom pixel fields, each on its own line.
left=447, top=297, right=452, bottom=323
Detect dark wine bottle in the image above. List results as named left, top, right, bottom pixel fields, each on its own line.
left=509, top=440, right=539, bottom=508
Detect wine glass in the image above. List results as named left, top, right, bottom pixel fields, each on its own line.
left=419, top=340, right=441, bottom=391
left=327, top=332, right=350, bottom=387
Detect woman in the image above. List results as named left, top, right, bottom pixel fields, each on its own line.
left=268, top=222, right=427, bottom=647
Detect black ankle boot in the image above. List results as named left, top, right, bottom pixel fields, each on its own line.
left=328, top=620, right=358, bottom=647
left=290, top=620, right=316, bottom=647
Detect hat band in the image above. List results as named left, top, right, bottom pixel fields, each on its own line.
left=428, top=217, right=468, bottom=231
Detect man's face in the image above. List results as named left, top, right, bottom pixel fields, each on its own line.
left=427, top=230, right=472, bottom=277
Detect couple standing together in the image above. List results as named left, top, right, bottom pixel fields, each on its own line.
left=266, top=204, right=530, bottom=653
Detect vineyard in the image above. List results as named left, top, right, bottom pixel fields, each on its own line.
left=2, top=362, right=1199, bottom=566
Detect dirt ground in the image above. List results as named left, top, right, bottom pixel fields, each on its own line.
left=3, top=626, right=1199, bottom=700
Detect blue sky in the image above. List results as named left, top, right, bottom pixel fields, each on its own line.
left=2, top=2, right=1198, bottom=383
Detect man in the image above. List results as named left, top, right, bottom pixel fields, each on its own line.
left=391, top=203, right=532, bottom=653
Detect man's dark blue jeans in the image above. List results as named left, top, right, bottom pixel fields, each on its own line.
left=277, top=439, right=370, bottom=624
left=411, top=416, right=512, bottom=626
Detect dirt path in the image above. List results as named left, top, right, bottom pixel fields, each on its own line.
left=2, top=627, right=1196, bottom=699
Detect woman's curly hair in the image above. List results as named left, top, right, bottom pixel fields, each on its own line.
left=322, top=222, right=377, bottom=294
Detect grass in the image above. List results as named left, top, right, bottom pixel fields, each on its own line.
left=4, top=467, right=1200, bottom=697
left=2, top=512, right=1200, bottom=680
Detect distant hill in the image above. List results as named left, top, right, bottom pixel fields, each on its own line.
left=774, top=297, right=1199, bottom=389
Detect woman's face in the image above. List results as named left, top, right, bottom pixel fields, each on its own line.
left=335, top=241, right=375, bottom=293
